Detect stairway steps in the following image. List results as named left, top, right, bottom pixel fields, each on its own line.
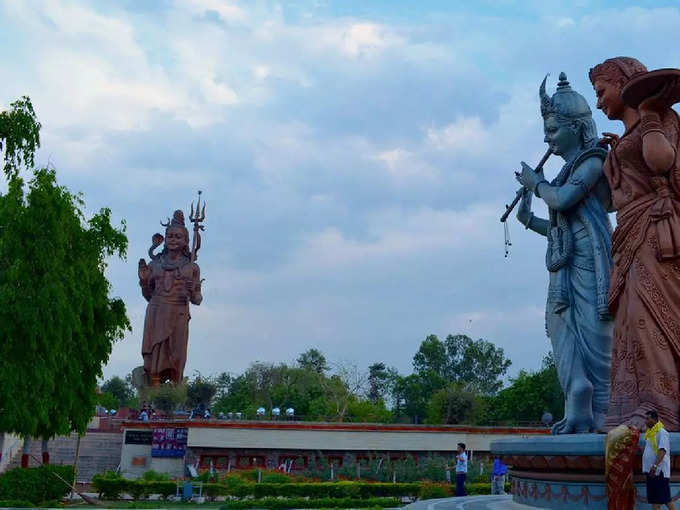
left=4, top=431, right=123, bottom=481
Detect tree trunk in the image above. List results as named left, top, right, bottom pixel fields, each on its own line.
left=70, top=435, right=82, bottom=500
left=41, top=438, right=49, bottom=464
left=21, top=437, right=31, bottom=468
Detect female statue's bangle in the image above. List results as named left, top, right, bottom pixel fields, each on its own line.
left=641, top=116, right=665, bottom=138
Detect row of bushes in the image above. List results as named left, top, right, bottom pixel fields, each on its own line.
left=92, top=474, right=506, bottom=501
left=91, top=475, right=422, bottom=500
left=220, top=497, right=401, bottom=509
left=0, top=465, right=73, bottom=505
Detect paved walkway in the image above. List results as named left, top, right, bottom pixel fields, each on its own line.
left=405, top=495, right=535, bottom=510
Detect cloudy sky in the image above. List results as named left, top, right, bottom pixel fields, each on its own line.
left=1, top=0, right=679, bottom=384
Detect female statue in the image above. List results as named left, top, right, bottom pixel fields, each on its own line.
left=589, top=57, right=680, bottom=430
left=138, top=210, right=203, bottom=386
left=516, top=73, right=613, bottom=434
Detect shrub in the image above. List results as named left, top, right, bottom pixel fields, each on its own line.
left=140, top=469, right=171, bottom=481
left=465, top=482, right=492, bottom=495
left=144, top=481, right=176, bottom=500
left=241, top=481, right=419, bottom=499
left=88, top=478, right=429, bottom=501
left=0, top=501, right=35, bottom=508
left=91, top=471, right=127, bottom=500
left=419, top=482, right=452, bottom=500
left=219, top=475, right=252, bottom=497
left=127, top=481, right=151, bottom=500
left=0, top=465, right=73, bottom=504
left=261, top=471, right=294, bottom=483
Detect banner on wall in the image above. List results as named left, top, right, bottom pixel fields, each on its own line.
left=151, top=427, right=188, bottom=458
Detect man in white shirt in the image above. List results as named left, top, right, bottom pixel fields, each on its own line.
left=455, top=442, right=468, bottom=497
left=643, top=409, right=676, bottom=510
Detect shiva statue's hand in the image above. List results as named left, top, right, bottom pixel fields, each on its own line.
left=515, top=161, right=546, bottom=196
left=138, top=258, right=150, bottom=281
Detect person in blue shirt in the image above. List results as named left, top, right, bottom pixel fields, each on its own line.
left=492, top=457, right=508, bottom=495
left=455, top=443, right=468, bottom=497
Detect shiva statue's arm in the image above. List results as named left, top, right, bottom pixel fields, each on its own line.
left=516, top=188, right=549, bottom=236
left=535, top=157, right=603, bottom=212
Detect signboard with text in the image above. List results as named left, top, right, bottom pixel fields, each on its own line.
left=125, top=430, right=153, bottom=445
left=151, top=427, right=188, bottom=458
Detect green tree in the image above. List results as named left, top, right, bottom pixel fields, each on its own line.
left=413, top=335, right=448, bottom=377
left=346, top=397, right=393, bottom=423
left=296, top=348, right=329, bottom=374
left=491, top=353, right=563, bottom=425
left=366, top=362, right=389, bottom=404
left=391, top=374, right=429, bottom=424
left=0, top=96, right=41, bottom=178
left=426, top=383, right=475, bottom=424
left=149, top=382, right=187, bottom=417
left=96, top=391, right=119, bottom=411
left=100, top=376, right=134, bottom=408
left=0, top=98, right=129, bottom=439
left=413, top=334, right=511, bottom=395
left=213, top=362, right=327, bottom=419
left=186, top=373, right=218, bottom=409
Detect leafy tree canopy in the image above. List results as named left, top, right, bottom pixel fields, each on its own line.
left=0, top=96, right=40, bottom=178
left=413, top=334, right=512, bottom=395
left=186, top=372, right=218, bottom=409
left=0, top=97, right=129, bottom=438
left=100, top=376, right=134, bottom=408
left=489, top=352, right=563, bottom=425
left=296, top=348, right=329, bottom=374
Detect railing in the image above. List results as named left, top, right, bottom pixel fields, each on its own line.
left=121, top=413, right=547, bottom=430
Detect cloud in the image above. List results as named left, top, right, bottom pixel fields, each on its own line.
left=2, top=1, right=679, bottom=385
left=426, top=117, right=488, bottom=154
left=337, top=22, right=403, bottom=58
left=181, top=0, right=247, bottom=23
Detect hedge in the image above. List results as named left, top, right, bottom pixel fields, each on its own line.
left=91, top=475, right=177, bottom=500
left=418, top=482, right=452, bottom=499
left=220, top=497, right=401, bottom=509
left=91, top=478, right=423, bottom=500
left=0, top=465, right=73, bottom=504
left=90, top=477, right=510, bottom=501
left=248, top=482, right=421, bottom=499
left=0, top=501, right=36, bottom=508
left=465, top=482, right=511, bottom=496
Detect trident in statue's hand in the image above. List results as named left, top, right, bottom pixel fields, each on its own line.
left=190, top=190, right=206, bottom=262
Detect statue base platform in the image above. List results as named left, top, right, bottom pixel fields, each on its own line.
left=491, top=433, right=680, bottom=509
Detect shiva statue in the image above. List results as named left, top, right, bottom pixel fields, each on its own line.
left=515, top=73, right=614, bottom=434
left=138, top=209, right=203, bottom=387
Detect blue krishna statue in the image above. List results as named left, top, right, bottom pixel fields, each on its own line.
left=515, top=73, right=613, bottom=434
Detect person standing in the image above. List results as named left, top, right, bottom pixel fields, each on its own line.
left=491, top=456, right=508, bottom=495
left=455, top=443, right=468, bottom=497
left=643, top=410, right=676, bottom=509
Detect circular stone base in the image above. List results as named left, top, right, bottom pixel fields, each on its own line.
left=491, top=433, right=680, bottom=509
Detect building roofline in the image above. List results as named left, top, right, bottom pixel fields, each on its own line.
left=122, top=419, right=549, bottom=435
